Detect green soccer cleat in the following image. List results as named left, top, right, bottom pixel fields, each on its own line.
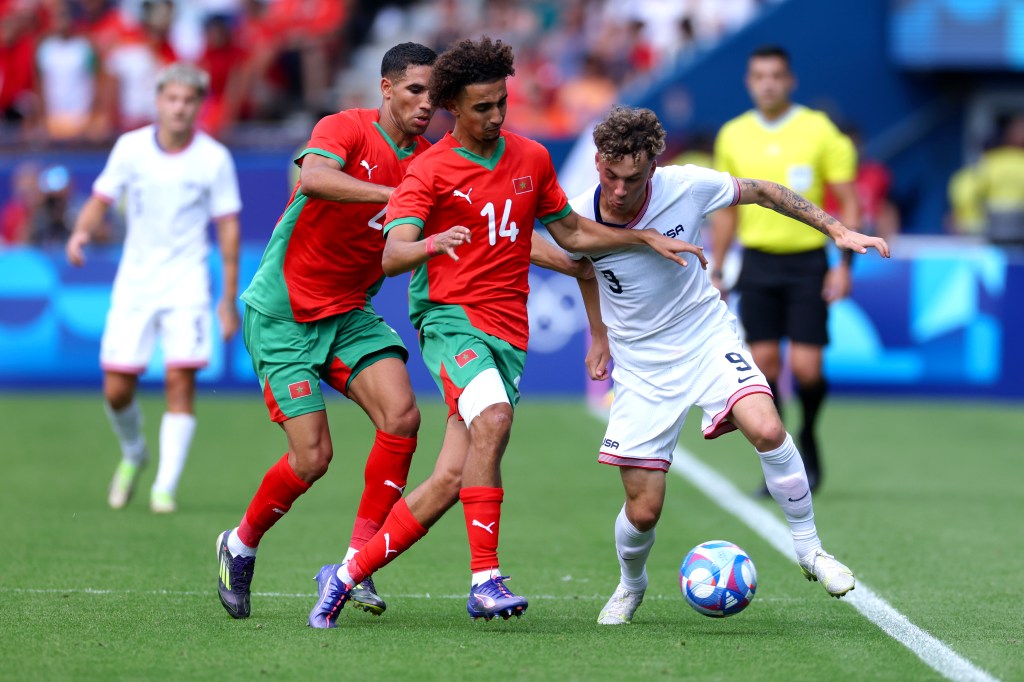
left=150, top=490, right=177, bottom=514
left=108, top=457, right=146, bottom=510
left=348, top=575, right=386, bottom=616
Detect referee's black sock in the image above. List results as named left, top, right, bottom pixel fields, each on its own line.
left=796, top=379, right=827, bottom=488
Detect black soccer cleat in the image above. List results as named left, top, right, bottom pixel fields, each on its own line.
left=216, top=529, right=256, bottom=619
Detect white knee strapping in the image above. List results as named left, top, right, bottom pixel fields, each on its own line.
left=458, top=367, right=510, bottom=427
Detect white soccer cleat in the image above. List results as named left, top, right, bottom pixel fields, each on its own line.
left=597, top=584, right=645, bottom=625
left=150, top=490, right=177, bottom=514
left=799, top=548, right=855, bottom=598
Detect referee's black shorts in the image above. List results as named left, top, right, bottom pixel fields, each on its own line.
left=735, top=247, right=829, bottom=346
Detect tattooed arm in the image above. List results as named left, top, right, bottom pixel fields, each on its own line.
left=735, top=178, right=890, bottom=258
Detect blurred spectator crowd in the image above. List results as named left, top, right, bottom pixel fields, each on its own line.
left=0, top=0, right=777, bottom=248
left=1, top=0, right=775, bottom=149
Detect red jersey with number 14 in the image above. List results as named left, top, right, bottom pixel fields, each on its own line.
left=242, top=109, right=430, bottom=322
left=384, top=131, right=570, bottom=350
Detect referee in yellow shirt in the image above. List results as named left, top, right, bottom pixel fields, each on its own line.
left=713, top=45, right=862, bottom=495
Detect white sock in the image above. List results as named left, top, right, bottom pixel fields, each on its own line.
left=152, top=412, right=196, bottom=496
left=343, top=547, right=358, bottom=564
left=757, top=433, right=821, bottom=558
left=104, top=399, right=148, bottom=464
left=336, top=564, right=354, bottom=585
left=471, top=569, right=498, bottom=586
left=614, top=505, right=654, bottom=592
left=227, top=528, right=257, bottom=558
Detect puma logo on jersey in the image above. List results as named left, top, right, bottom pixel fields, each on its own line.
left=471, top=519, right=496, bottom=534
left=360, top=160, right=377, bottom=178
left=663, top=224, right=686, bottom=239
left=453, top=188, right=473, bottom=204
left=384, top=479, right=405, bottom=494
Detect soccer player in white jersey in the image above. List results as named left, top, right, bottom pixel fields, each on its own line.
left=66, top=63, right=242, bottom=514
left=570, top=107, right=889, bottom=625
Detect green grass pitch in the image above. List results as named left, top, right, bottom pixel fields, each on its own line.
left=1, top=393, right=1021, bottom=681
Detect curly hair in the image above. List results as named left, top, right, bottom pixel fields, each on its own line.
left=592, top=106, right=667, bottom=164
left=428, top=36, right=515, bottom=109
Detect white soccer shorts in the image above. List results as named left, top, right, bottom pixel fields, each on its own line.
left=598, top=325, right=772, bottom=471
left=100, top=303, right=212, bottom=373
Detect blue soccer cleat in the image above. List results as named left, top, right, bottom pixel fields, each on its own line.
left=308, top=563, right=351, bottom=628
left=467, top=575, right=528, bottom=621
left=216, top=530, right=256, bottom=619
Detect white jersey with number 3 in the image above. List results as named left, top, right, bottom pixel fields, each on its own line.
left=569, top=164, right=740, bottom=371
left=93, top=125, right=242, bottom=309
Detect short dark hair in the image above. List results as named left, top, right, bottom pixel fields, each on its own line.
left=592, top=106, right=666, bottom=163
left=428, top=36, right=515, bottom=109
left=749, top=45, right=791, bottom=68
left=381, top=42, right=437, bottom=80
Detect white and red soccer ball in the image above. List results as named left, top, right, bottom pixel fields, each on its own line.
left=680, top=540, right=757, bottom=617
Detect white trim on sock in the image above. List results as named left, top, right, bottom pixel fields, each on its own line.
left=471, top=569, right=498, bottom=586
left=227, top=528, right=256, bottom=558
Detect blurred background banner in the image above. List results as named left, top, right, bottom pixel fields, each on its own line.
left=0, top=245, right=597, bottom=396
left=3, top=238, right=1023, bottom=398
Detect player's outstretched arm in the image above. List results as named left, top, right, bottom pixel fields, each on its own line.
left=214, top=213, right=241, bottom=340
left=382, top=223, right=472, bottom=276
left=546, top=210, right=708, bottom=269
left=66, top=195, right=111, bottom=266
left=737, top=178, right=890, bottom=258
left=530, top=230, right=595, bottom=279
left=577, top=276, right=610, bottom=381
left=299, top=153, right=393, bottom=204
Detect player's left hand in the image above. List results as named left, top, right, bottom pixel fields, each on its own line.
left=822, top=263, right=852, bottom=303
left=639, top=229, right=708, bottom=269
left=218, top=298, right=240, bottom=340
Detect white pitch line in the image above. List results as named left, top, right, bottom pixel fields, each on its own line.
left=669, top=443, right=999, bottom=682
left=1, top=588, right=594, bottom=601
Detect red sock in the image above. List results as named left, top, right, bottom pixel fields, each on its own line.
left=349, top=430, right=416, bottom=550
left=460, top=486, right=504, bottom=572
left=350, top=499, right=427, bottom=584
left=237, top=454, right=311, bottom=547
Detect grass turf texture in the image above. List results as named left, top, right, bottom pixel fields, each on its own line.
left=1, top=394, right=1020, bottom=681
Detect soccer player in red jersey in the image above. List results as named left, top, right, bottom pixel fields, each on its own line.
left=215, top=43, right=439, bottom=621
left=305, top=36, right=706, bottom=627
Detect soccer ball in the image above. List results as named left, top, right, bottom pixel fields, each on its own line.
left=679, top=540, right=757, bottom=617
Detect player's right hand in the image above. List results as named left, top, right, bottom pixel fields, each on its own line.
left=586, top=329, right=611, bottom=381
left=66, top=231, right=90, bottom=266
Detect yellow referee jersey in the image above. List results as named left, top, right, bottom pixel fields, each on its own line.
left=714, top=105, right=856, bottom=253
